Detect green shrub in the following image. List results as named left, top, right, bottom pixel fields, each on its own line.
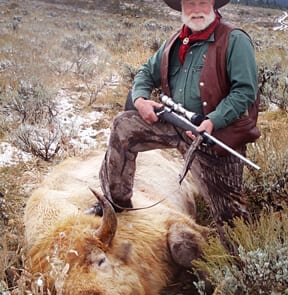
left=193, top=208, right=288, bottom=294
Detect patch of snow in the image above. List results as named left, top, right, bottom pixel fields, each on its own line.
left=0, top=89, right=111, bottom=168
left=273, top=11, right=288, bottom=31
left=56, top=89, right=110, bottom=151
left=0, top=142, right=32, bottom=167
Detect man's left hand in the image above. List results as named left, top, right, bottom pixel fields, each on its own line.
left=186, top=118, right=214, bottom=140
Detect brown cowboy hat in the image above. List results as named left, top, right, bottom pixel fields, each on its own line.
left=163, top=0, right=230, bottom=10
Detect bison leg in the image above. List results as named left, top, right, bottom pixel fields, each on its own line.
left=168, top=223, right=205, bottom=268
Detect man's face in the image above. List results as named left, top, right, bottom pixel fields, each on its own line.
left=181, top=0, right=216, bottom=31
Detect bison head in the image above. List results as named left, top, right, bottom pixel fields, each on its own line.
left=27, top=190, right=150, bottom=294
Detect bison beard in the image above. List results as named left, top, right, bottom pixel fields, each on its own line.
left=24, top=150, right=209, bottom=295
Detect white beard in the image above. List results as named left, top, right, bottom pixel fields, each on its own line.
left=182, top=9, right=216, bottom=32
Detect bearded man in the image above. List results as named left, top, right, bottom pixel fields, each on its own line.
left=98, top=0, right=260, bottom=249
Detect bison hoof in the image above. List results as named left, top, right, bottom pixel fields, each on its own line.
left=168, top=223, right=204, bottom=268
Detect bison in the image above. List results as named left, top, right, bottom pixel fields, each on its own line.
left=24, top=150, right=209, bottom=295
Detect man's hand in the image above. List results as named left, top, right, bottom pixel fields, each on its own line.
left=134, top=97, right=163, bottom=125
left=186, top=118, right=214, bottom=140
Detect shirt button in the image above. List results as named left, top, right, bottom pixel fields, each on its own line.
left=203, top=101, right=208, bottom=106
left=199, top=82, right=204, bottom=87
left=179, top=89, right=182, bottom=92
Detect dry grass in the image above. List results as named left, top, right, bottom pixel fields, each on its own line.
left=244, top=111, right=288, bottom=217
left=0, top=0, right=287, bottom=294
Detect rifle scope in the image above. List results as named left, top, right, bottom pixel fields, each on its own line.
left=160, top=94, right=204, bottom=126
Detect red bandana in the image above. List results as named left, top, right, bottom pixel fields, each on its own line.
left=178, top=11, right=221, bottom=65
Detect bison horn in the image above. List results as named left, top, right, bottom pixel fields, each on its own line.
left=89, top=187, right=117, bottom=246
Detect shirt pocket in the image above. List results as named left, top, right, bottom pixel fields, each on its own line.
left=187, top=64, right=203, bottom=99
left=168, top=65, right=181, bottom=95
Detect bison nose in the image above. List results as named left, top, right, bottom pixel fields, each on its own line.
left=89, top=188, right=117, bottom=246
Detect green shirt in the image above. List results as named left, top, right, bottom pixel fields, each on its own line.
left=132, top=29, right=258, bottom=130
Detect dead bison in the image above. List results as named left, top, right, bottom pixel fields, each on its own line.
left=24, top=150, right=208, bottom=295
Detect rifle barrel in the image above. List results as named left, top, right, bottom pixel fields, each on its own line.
left=202, top=131, right=260, bottom=170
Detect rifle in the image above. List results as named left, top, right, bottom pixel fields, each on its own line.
left=155, top=94, right=261, bottom=171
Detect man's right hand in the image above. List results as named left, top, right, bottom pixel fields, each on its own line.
left=134, top=97, right=163, bottom=125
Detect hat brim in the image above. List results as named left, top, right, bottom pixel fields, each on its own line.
left=163, top=0, right=230, bottom=10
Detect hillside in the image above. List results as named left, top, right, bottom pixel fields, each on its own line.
left=0, top=0, right=287, bottom=294
left=231, top=0, right=288, bottom=9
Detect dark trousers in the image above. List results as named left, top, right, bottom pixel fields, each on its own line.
left=100, top=110, right=250, bottom=244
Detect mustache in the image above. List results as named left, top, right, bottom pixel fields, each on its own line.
left=187, top=13, right=206, bottom=18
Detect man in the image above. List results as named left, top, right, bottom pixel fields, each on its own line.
left=99, top=0, right=260, bottom=247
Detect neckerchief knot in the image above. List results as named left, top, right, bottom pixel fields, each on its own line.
left=179, top=11, right=221, bottom=65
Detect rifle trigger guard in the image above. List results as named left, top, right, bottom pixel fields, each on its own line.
left=154, top=106, right=165, bottom=116
left=200, top=131, right=215, bottom=146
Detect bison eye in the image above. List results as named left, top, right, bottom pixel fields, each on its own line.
left=89, top=252, right=111, bottom=272
left=98, top=257, right=106, bottom=267
left=95, top=253, right=109, bottom=270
